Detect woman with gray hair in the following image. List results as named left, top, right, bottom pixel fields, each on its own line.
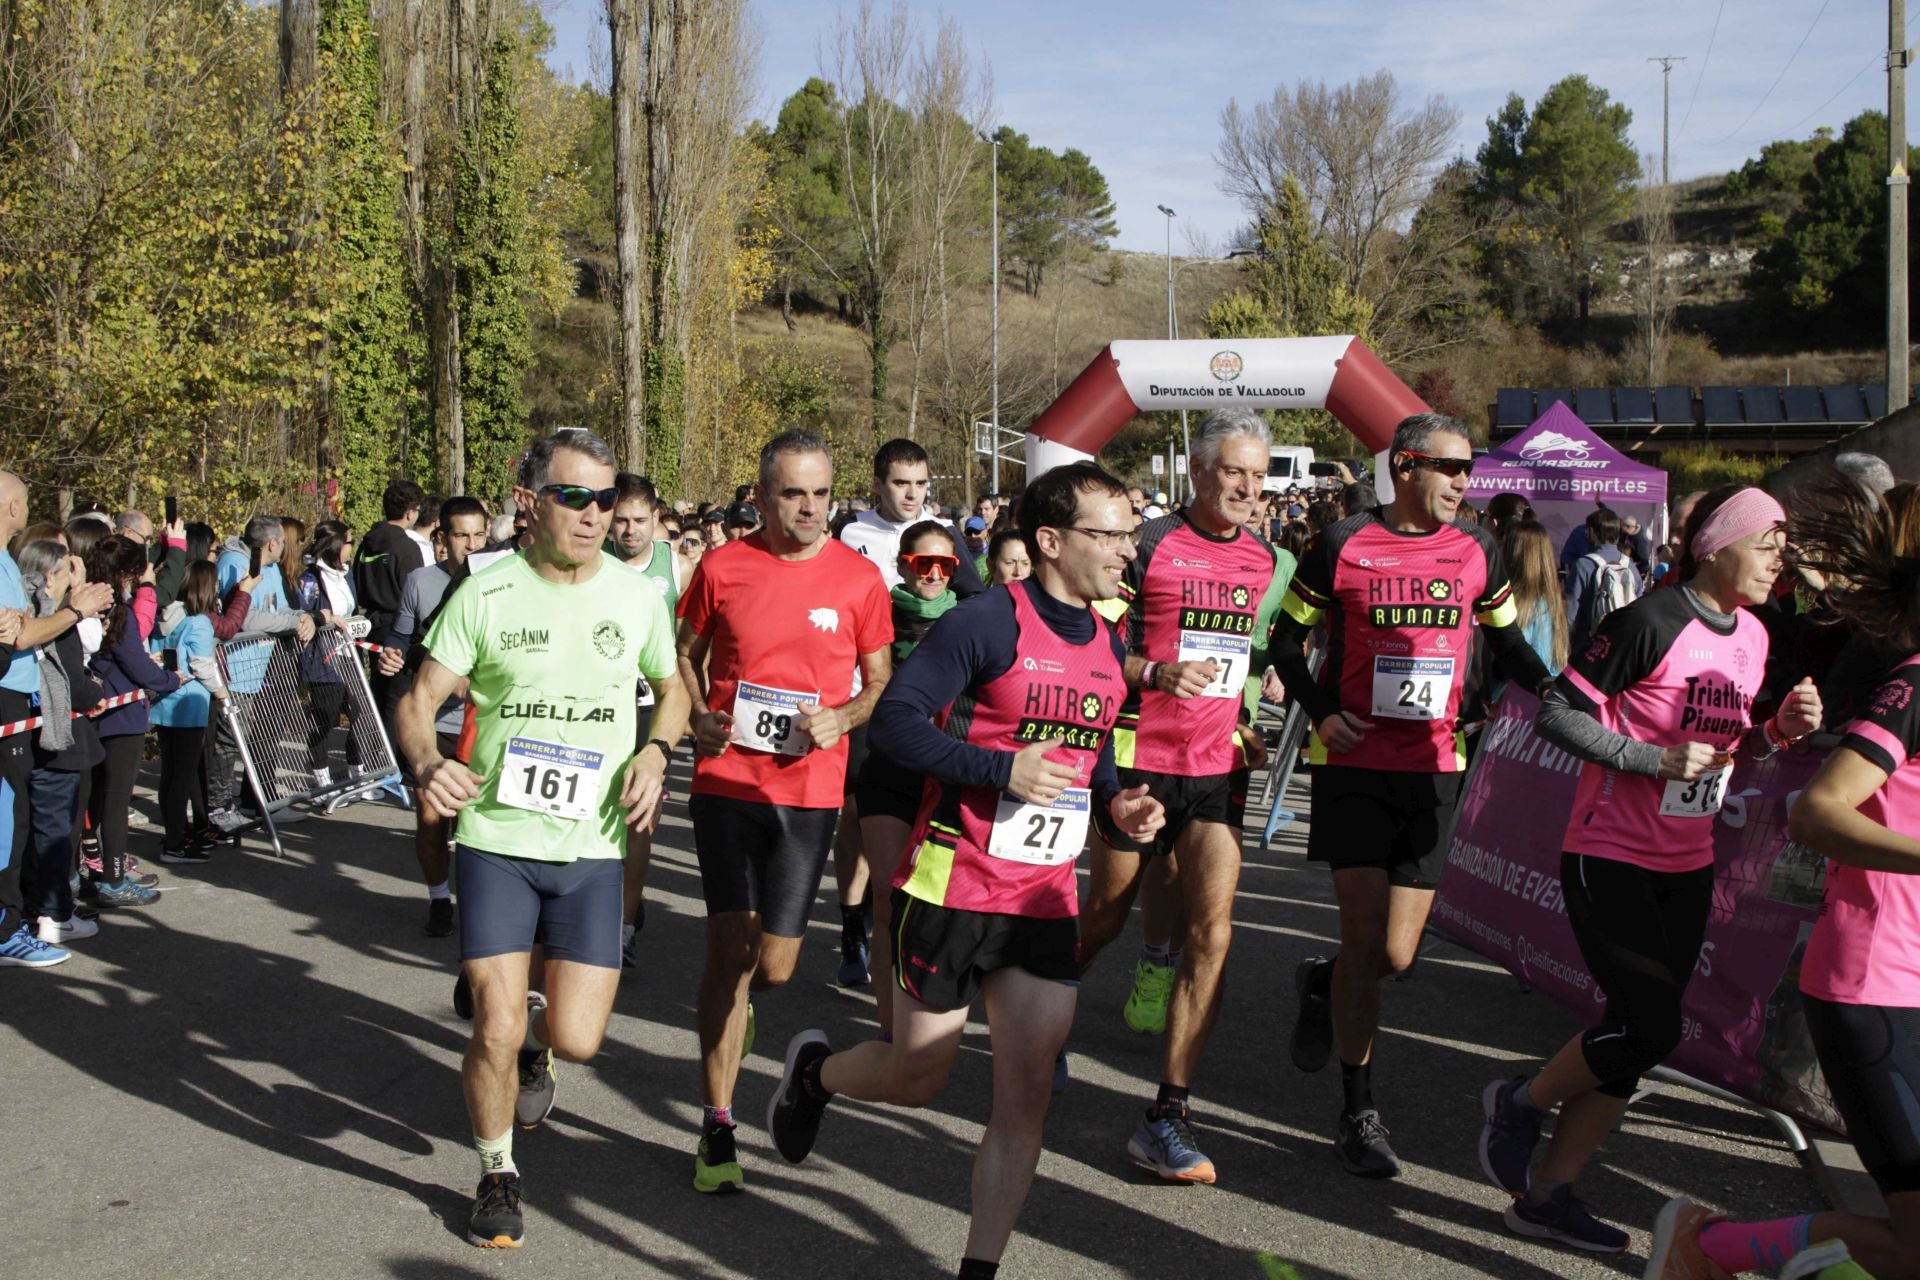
left=16, top=540, right=107, bottom=943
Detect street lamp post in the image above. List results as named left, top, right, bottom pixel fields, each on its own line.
left=984, top=132, right=1003, bottom=492
left=1156, top=204, right=1186, bottom=501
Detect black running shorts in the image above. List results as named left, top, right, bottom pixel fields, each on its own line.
left=689, top=794, right=837, bottom=938
left=842, top=725, right=871, bottom=798
left=1305, top=765, right=1463, bottom=889
left=854, top=751, right=924, bottom=826
left=890, top=887, right=1079, bottom=1012
left=1802, top=993, right=1920, bottom=1195
left=456, top=844, right=623, bottom=968
left=1095, top=767, right=1247, bottom=858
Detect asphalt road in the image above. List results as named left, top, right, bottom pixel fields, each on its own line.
left=4, top=760, right=1826, bottom=1279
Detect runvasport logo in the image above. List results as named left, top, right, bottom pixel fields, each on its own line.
left=1518, top=430, right=1596, bottom=464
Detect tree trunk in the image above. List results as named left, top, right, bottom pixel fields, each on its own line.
left=608, top=0, right=646, bottom=471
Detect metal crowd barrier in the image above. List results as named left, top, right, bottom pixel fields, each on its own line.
left=1259, top=641, right=1324, bottom=846
left=213, top=622, right=403, bottom=858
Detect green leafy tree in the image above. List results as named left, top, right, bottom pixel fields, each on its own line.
left=454, top=32, right=534, bottom=506
left=1473, top=75, right=1638, bottom=325
left=994, top=126, right=1116, bottom=296
left=1746, top=111, right=1917, bottom=344
left=315, top=0, right=428, bottom=532
left=767, top=78, right=852, bottom=322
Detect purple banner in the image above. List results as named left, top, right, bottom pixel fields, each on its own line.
left=1435, top=692, right=1843, bottom=1133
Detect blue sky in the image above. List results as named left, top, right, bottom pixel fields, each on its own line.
left=536, top=0, right=1910, bottom=254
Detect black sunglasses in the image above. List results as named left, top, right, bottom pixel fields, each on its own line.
left=1398, top=450, right=1474, bottom=479
left=539, top=483, right=618, bottom=511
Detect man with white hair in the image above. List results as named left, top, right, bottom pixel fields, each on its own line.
left=1074, top=407, right=1278, bottom=1185
left=1832, top=450, right=1896, bottom=497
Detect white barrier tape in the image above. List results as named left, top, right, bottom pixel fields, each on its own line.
left=0, top=688, right=149, bottom=739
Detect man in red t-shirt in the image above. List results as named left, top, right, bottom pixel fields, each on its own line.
left=674, top=428, right=893, bottom=1194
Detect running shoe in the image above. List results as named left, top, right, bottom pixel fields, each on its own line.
left=516, top=1049, right=556, bottom=1130
left=91, top=877, right=160, bottom=908
left=1505, top=1184, right=1629, bottom=1253
left=1126, top=1109, right=1217, bottom=1184
left=0, top=923, right=71, bottom=968
left=1290, top=956, right=1334, bottom=1073
left=467, top=1171, right=524, bottom=1248
left=1335, top=1109, right=1402, bottom=1179
left=36, top=913, right=99, bottom=943
left=1779, top=1241, right=1870, bottom=1280
left=161, top=844, right=211, bottom=865
left=424, top=898, right=455, bottom=938
left=453, top=970, right=473, bottom=1020
left=837, top=922, right=870, bottom=988
left=1643, top=1199, right=1736, bottom=1280
left=84, top=853, right=158, bottom=887
left=767, top=1029, right=832, bottom=1163
left=1121, top=958, right=1174, bottom=1034
left=620, top=924, right=638, bottom=970
left=1479, top=1075, right=1543, bottom=1195
left=694, top=1120, right=744, bottom=1194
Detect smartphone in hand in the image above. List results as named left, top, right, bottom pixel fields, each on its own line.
left=164, top=495, right=178, bottom=526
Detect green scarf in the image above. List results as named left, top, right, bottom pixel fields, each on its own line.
left=890, top=584, right=957, bottom=660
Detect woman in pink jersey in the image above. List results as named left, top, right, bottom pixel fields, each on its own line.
left=1476, top=485, right=1824, bottom=1255
left=1643, top=472, right=1920, bottom=1280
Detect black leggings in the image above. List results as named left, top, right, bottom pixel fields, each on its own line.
left=156, top=725, right=208, bottom=848
left=1561, top=852, right=1714, bottom=1098
left=307, top=682, right=360, bottom=773
left=1803, top=993, right=1920, bottom=1195
left=91, top=733, right=145, bottom=884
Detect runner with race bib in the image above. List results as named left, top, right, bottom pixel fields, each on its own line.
left=396, top=430, right=690, bottom=1251
left=1477, top=484, right=1820, bottom=1254
left=1274, top=412, right=1554, bottom=1180
left=675, top=428, right=892, bottom=1195
left=762, top=461, right=1165, bottom=1279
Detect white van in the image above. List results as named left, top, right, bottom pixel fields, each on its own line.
left=1263, top=446, right=1314, bottom=493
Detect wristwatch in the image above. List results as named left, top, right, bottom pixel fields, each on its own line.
left=646, top=737, right=675, bottom=765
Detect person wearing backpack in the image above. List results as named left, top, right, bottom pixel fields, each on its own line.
left=1564, top=507, right=1642, bottom=654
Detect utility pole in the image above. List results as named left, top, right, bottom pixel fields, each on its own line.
left=984, top=132, right=1002, bottom=491
left=1890, top=0, right=1911, bottom=412
left=1648, top=56, right=1683, bottom=185
left=1156, top=204, right=1186, bottom=500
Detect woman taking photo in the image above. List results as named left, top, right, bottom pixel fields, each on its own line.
left=1474, top=485, right=1822, bottom=1252
left=1641, top=472, right=1920, bottom=1279
left=85, top=535, right=182, bottom=906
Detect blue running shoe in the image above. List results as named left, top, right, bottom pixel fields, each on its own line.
left=1505, top=1185, right=1629, bottom=1253
left=1479, top=1075, right=1544, bottom=1195
left=1126, top=1109, right=1217, bottom=1184
left=0, top=923, right=70, bottom=968
left=91, top=877, right=159, bottom=908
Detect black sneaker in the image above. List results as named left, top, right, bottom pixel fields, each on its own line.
left=453, top=970, right=473, bottom=1020
left=161, top=844, right=211, bottom=865
left=516, top=1048, right=557, bottom=1130
left=766, top=1030, right=832, bottom=1163
left=1290, top=956, right=1334, bottom=1073
left=424, top=898, right=455, bottom=938
left=466, top=1171, right=524, bottom=1248
left=1336, top=1108, right=1402, bottom=1179
left=1504, top=1184, right=1629, bottom=1252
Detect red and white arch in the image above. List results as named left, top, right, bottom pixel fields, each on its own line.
left=1025, top=337, right=1429, bottom=483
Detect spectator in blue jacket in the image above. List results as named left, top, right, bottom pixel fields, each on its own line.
left=151, top=561, right=227, bottom=864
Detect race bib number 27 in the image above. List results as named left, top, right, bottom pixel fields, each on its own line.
left=1176, top=630, right=1251, bottom=699
left=988, top=788, right=1092, bottom=865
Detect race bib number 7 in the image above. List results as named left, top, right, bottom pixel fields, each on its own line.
left=1176, top=630, right=1252, bottom=699
left=988, top=788, right=1092, bottom=865
left=497, top=737, right=605, bottom=821
left=1659, top=764, right=1733, bottom=819
left=732, top=681, right=816, bottom=756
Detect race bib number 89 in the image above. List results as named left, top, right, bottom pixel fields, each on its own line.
left=732, top=681, right=817, bottom=756
left=1371, top=656, right=1455, bottom=721
left=497, top=737, right=605, bottom=821
left=988, top=788, right=1092, bottom=866
left=1659, top=764, right=1732, bottom=819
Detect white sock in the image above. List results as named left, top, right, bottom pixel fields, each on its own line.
left=523, top=991, right=548, bottom=1053
left=475, top=1129, right=516, bottom=1177
left=427, top=882, right=451, bottom=902
left=1143, top=940, right=1175, bottom=967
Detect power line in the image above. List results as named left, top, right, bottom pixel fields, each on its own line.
left=1764, top=10, right=1917, bottom=143
left=1707, top=0, right=1838, bottom=145
left=1672, top=0, right=1727, bottom=144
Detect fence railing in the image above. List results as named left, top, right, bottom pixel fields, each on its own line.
left=213, top=621, right=402, bottom=858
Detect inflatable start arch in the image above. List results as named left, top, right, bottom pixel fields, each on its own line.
left=1024, top=337, right=1430, bottom=480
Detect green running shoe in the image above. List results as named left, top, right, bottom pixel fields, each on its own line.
left=1122, top=958, right=1175, bottom=1034
left=694, top=1121, right=744, bottom=1194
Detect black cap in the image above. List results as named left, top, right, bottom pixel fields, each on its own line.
left=723, top=501, right=759, bottom=529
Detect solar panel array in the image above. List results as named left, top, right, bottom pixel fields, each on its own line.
left=1493, top=386, right=1890, bottom=427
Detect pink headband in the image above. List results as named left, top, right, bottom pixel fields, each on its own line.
left=1691, top=487, right=1786, bottom=561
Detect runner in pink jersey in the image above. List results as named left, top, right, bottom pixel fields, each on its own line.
left=762, top=462, right=1165, bottom=1279
left=1274, top=413, right=1554, bottom=1180
left=1076, top=407, right=1279, bottom=1187
left=1476, top=484, right=1822, bottom=1257
left=1644, top=471, right=1920, bottom=1280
